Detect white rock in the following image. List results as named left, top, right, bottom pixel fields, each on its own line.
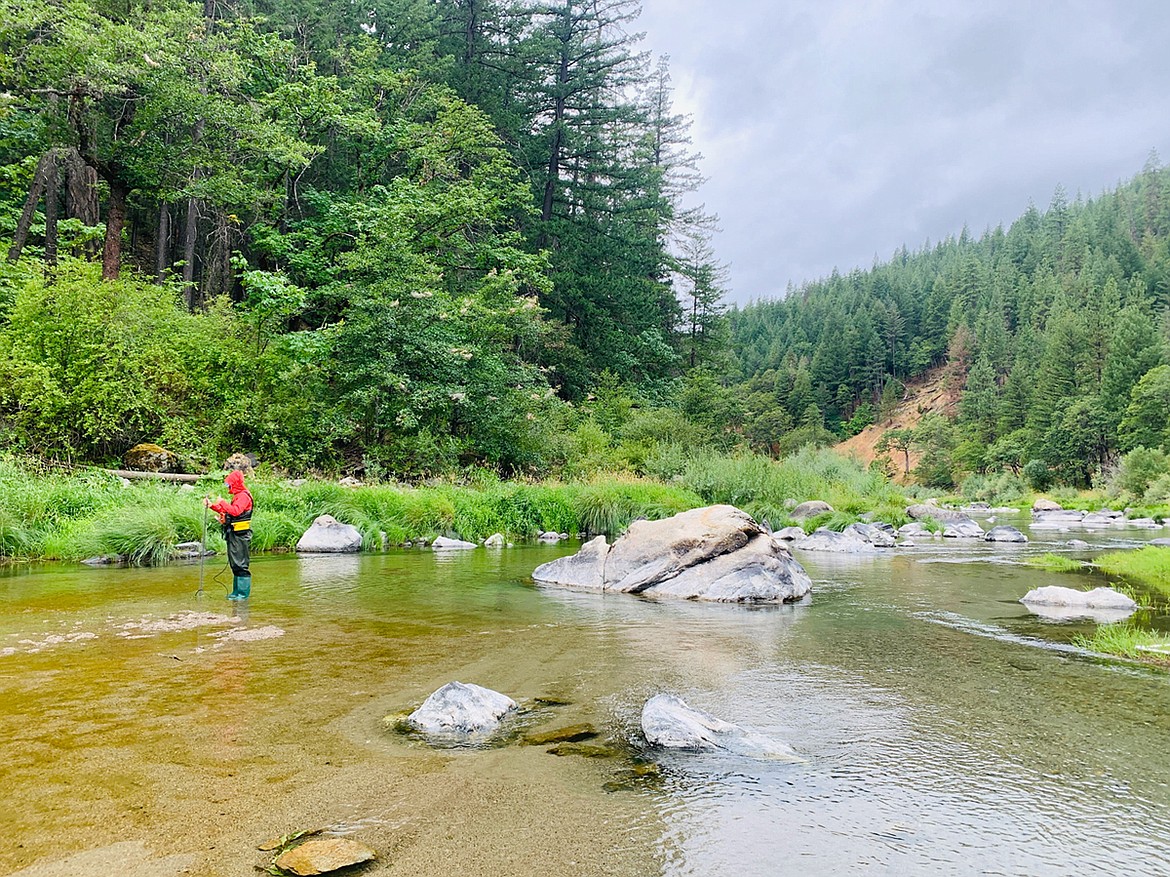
left=405, top=681, right=517, bottom=735
left=432, top=536, right=477, bottom=550
left=640, top=694, right=801, bottom=761
left=942, top=518, right=985, bottom=538
left=296, top=515, right=363, bottom=553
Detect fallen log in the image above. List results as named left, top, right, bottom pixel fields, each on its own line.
left=103, top=469, right=207, bottom=484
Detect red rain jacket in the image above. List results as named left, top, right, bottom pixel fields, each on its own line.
left=210, top=470, right=253, bottom=519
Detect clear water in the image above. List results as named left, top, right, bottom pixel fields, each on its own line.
left=2, top=516, right=1169, bottom=876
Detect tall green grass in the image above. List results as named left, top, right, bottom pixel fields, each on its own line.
left=1092, top=547, right=1170, bottom=596
left=0, top=446, right=910, bottom=565
left=1073, top=622, right=1170, bottom=664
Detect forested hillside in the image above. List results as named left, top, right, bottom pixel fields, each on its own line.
left=0, top=0, right=726, bottom=473
left=729, top=161, right=1170, bottom=492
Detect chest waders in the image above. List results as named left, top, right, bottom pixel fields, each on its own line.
left=223, top=500, right=252, bottom=600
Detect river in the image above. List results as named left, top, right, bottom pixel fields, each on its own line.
left=2, top=515, right=1169, bottom=876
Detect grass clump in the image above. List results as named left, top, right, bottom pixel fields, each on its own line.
left=1024, top=553, right=1087, bottom=573
left=1093, top=547, right=1170, bottom=596
left=1073, top=623, right=1170, bottom=665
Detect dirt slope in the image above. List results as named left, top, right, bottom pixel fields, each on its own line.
left=835, top=367, right=961, bottom=481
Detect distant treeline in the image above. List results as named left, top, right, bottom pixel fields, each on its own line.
left=727, top=159, right=1170, bottom=491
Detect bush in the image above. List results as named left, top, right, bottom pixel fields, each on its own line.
left=1115, top=447, right=1170, bottom=498
left=1022, top=459, right=1053, bottom=491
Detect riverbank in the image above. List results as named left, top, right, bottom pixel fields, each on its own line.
left=0, top=448, right=911, bottom=564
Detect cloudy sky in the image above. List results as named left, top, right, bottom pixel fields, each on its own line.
left=634, top=0, right=1170, bottom=304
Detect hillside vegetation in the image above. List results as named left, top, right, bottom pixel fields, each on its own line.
left=728, top=159, right=1170, bottom=502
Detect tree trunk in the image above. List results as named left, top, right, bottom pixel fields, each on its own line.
left=7, top=151, right=52, bottom=262
left=43, top=151, right=60, bottom=266
left=155, top=202, right=171, bottom=280
left=102, top=176, right=129, bottom=280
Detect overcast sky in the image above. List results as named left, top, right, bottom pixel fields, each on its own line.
left=635, top=0, right=1170, bottom=304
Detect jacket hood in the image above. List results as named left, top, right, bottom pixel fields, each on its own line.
left=224, top=470, right=248, bottom=494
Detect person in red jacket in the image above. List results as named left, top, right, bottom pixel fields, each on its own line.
left=206, top=470, right=253, bottom=600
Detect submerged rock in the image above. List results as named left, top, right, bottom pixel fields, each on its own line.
left=789, top=500, right=833, bottom=520
left=532, top=506, right=811, bottom=603
left=296, top=515, right=363, bottom=553
left=432, top=536, right=477, bottom=550
left=640, top=694, right=801, bottom=761
left=984, top=526, right=1027, bottom=543
left=405, top=681, right=517, bottom=735
left=523, top=723, right=599, bottom=746
left=274, top=838, right=376, bottom=875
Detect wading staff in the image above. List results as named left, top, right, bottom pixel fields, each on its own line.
left=197, top=497, right=209, bottom=597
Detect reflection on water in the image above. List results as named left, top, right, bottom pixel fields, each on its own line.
left=1, top=522, right=1170, bottom=875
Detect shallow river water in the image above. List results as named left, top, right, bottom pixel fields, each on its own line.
left=3, top=515, right=1170, bottom=876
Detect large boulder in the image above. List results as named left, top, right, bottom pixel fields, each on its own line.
left=843, top=522, right=896, bottom=547
left=1031, top=509, right=1086, bottom=527
left=1032, top=498, right=1063, bottom=512
left=123, top=442, right=180, bottom=473
left=640, top=694, right=801, bottom=761
left=296, top=515, right=363, bottom=553
left=405, top=681, right=517, bottom=735
left=1019, top=586, right=1137, bottom=623
left=1020, top=586, right=1136, bottom=609
left=942, top=518, right=985, bottom=538
left=984, top=525, right=1027, bottom=543
left=432, top=536, right=477, bottom=550
left=531, top=505, right=810, bottom=603
left=773, top=526, right=807, bottom=542
left=795, top=527, right=877, bottom=553
left=789, top=500, right=833, bottom=520
left=906, top=503, right=970, bottom=522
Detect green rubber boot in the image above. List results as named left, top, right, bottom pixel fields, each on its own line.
left=229, top=576, right=251, bottom=600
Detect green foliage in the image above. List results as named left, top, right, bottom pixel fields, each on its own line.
left=1022, top=459, right=1054, bottom=492
left=1093, top=547, right=1170, bottom=596
left=1114, top=447, right=1170, bottom=499
left=1073, top=623, right=1170, bottom=663
left=1024, top=553, right=1086, bottom=573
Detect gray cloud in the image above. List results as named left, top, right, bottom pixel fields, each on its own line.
left=637, top=0, right=1170, bottom=302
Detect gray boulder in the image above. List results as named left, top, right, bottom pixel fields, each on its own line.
left=796, top=527, right=878, bottom=553
left=984, top=526, right=1027, bottom=543
left=405, top=681, right=517, bottom=735
left=906, top=503, right=970, bottom=522
left=640, top=694, right=801, bottom=761
left=790, top=500, right=833, bottom=520
left=296, top=515, right=363, bottom=553
left=1031, top=509, right=1085, bottom=527
left=843, top=522, right=896, bottom=547
left=531, top=505, right=810, bottom=603
left=773, top=526, right=807, bottom=541
left=432, top=536, right=477, bottom=550
left=942, top=518, right=985, bottom=538
left=898, top=522, right=933, bottom=537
